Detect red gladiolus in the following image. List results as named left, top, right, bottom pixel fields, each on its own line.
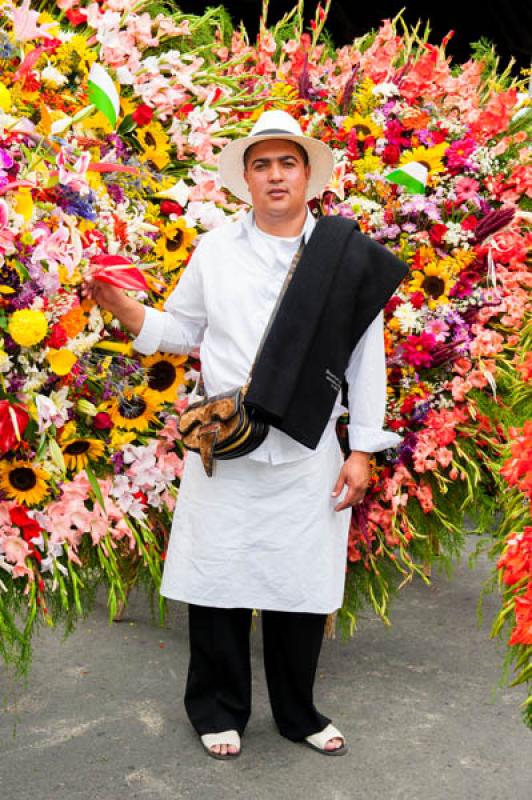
left=132, top=104, right=153, bottom=126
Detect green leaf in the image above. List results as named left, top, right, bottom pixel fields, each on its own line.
left=14, top=260, right=30, bottom=281
left=85, top=463, right=106, bottom=511
left=117, top=114, right=137, bottom=135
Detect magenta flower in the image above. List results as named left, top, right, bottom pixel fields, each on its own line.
left=401, top=332, right=437, bottom=368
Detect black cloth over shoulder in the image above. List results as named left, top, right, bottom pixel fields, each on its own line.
left=245, top=216, right=409, bottom=449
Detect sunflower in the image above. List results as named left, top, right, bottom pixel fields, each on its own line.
left=154, top=219, right=197, bottom=271
left=409, top=262, right=455, bottom=308
left=0, top=460, right=50, bottom=506
left=399, top=143, right=449, bottom=176
left=343, top=112, right=383, bottom=141
left=142, top=353, right=188, bottom=403
left=62, top=438, right=105, bottom=471
left=108, top=387, right=161, bottom=432
left=137, top=123, right=171, bottom=171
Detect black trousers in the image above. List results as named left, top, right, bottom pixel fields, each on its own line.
left=184, top=604, right=330, bottom=741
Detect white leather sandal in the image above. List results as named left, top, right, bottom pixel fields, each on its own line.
left=304, top=723, right=347, bottom=756
left=200, top=729, right=241, bottom=760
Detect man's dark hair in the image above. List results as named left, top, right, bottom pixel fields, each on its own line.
left=243, top=140, right=309, bottom=169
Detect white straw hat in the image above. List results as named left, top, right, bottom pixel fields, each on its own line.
left=218, top=109, right=335, bottom=204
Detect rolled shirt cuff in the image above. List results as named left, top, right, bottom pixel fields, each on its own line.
left=347, top=424, right=402, bottom=453
left=131, top=305, right=165, bottom=355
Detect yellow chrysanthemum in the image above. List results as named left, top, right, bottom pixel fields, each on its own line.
left=400, top=143, right=449, bottom=176
left=8, top=310, right=48, bottom=347
left=343, top=112, right=383, bottom=140
left=107, top=387, right=161, bottom=432
left=409, top=262, right=455, bottom=308
left=142, top=353, right=188, bottom=403
left=154, top=219, right=197, bottom=271
left=353, top=150, right=383, bottom=179
left=0, top=461, right=50, bottom=506
left=47, top=349, right=78, bottom=376
left=137, top=123, right=171, bottom=171
left=62, top=438, right=105, bottom=472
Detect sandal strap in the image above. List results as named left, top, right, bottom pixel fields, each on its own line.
left=305, top=723, right=344, bottom=750
left=201, top=730, right=241, bottom=749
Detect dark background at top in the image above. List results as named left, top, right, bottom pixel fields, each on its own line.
left=177, top=1, right=532, bottom=72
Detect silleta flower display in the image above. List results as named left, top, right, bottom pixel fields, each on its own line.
left=0, top=1, right=529, bottom=723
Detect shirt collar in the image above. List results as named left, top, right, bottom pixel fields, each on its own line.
left=239, top=208, right=316, bottom=243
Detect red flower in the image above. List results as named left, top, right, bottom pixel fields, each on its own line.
left=428, top=224, right=448, bottom=246
left=401, top=332, right=437, bottom=368
left=65, top=8, right=87, bottom=25
left=46, top=323, right=68, bottom=349
left=385, top=296, right=403, bottom=314
left=160, top=201, right=183, bottom=216
left=93, top=412, right=114, bottom=430
left=382, top=143, right=401, bottom=165
left=9, top=506, right=32, bottom=528
left=461, top=215, right=478, bottom=232
left=132, top=104, right=153, bottom=126
left=508, top=585, right=532, bottom=646
left=410, top=292, right=425, bottom=309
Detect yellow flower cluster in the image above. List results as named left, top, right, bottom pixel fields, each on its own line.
left=8, top=309, right=48, bottom=347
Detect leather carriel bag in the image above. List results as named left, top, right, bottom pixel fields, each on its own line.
left=178, top=386, right=269, bottom=477
left=178, top=238, right=304, bottom=477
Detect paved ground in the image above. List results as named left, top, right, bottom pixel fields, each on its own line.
left=1, top=545, right=530, bottom=800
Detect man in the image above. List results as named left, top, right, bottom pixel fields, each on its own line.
left=84, top=110, right=403, bottom=759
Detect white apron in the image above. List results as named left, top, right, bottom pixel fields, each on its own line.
left=160, top=430, right=351, bottom=614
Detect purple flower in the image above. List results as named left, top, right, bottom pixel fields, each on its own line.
left=0, top=149, right=14, bottom=169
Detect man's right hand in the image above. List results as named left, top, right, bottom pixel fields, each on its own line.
left=81, top=275, right=146, bottom=337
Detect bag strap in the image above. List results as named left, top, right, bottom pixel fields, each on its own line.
left=242, top=236, right=305, bottom=395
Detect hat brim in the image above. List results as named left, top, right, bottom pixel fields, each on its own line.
left=218, top=133, right=335, bottom=204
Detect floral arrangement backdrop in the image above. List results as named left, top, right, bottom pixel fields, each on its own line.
left=0, top=1, right=530, bottom=722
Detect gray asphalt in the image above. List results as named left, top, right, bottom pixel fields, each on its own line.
left=1, top=545, right=531, bottom=800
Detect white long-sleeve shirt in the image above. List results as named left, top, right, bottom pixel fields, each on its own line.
left=133, top=209, right=401, bottom=463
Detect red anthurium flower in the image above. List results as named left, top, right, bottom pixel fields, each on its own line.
left=0, top=400, right=30, bottom=455
left=91, top=254, right=148, bottom=291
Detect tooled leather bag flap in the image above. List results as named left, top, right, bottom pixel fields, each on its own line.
left=178, top=388, right=242, bottom=436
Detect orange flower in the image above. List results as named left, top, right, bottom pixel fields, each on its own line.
left=497, top=528, right=532, bottom=587
left=58, top=306, right=87, bottom=338
left=508, top=586, right=532, bottom=646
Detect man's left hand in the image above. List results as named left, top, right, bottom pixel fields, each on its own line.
left=332, top=451, right=371, bottom=512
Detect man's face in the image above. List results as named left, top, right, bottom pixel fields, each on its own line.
left=243, top=139, right=311, bottom=221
